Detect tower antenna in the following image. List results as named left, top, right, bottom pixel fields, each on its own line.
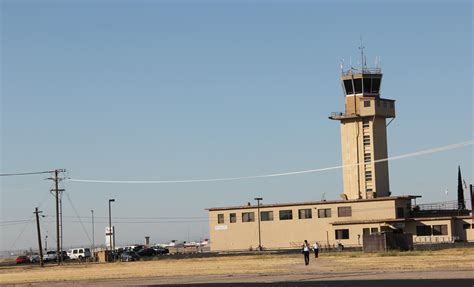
left=358, top=36, right=365, bottom=71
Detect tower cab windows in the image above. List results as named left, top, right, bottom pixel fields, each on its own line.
left=343, top=77, right=382, bottom=95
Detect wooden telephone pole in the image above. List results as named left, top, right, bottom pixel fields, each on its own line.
left=48, top=169, right=65, bottom=265
left=34, top=208, right=44, bottom=267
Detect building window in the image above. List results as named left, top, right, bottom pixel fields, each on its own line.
left=363, top=135, right=370, bottom=145
left=353, top=79, right=362, bottom=94
left=242, top=212, right=255, bottom=222
left=365, top=171, right=372, bottom=181
left=364, top=100, right=371, bottom=107
left=462, top=223, right=470, bottom=230
left=230, top=213, right=236, bottom=223
left=363, top=227, right=378, bottom=235
left=362, top=119, right=370, bottom=128
left=416, top=225, right=431, bottom=236
left=364, top=153, right=371, bottom=163
left=298, top=209, right=312, bottom=219
left=318, top=208, right=331, bottom=218
left=344, top=80, right=354, bottom=95
left=432, top=225, right=448, bottom=235
left=396, top=207, right=404, bottom=218
left=217, top=214, right=224, bottom=224
left=279, top=210, right=293, bottom=220
left=335, top=229, right=350, bottom=239
left=363, top=78, right=372, bottom=93
left=363, top=228, right=370, bottom=236
left=260, top=211, right=273, bottom=221
left=338, top=206, right=352, bottom=217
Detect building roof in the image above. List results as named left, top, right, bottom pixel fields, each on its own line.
left=206, top=195, right=420, bottom=212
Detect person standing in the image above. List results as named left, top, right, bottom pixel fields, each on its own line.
left=312, top=241, right=319, bottom=258
left=302, top=240, right=310, bottom=265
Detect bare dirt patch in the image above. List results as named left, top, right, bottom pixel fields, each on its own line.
left=1, top=248, right=473, bottom=285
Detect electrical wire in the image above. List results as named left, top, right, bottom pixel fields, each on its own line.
left=0, top=170, right=53, bottom=177
left=64, top=191, right=92, bottom=244
left=67, top=140, right=474, bottom=184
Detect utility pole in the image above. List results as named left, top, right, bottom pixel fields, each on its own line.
left=254, top=197, right=263, bottom=251
left=91, top=209, right=95, bottom=258
left=470, top=184, right=474, bottom=221
left=34, top=208, right=44, bottom=267
left=48, top=169, right=65, bottom=265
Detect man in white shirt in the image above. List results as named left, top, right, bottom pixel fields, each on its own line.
left=313, top=242, right=319, bottom=258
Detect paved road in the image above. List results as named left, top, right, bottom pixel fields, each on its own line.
left=150, top=279, right=473, bottom=287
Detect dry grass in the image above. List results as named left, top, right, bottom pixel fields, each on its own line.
left=1, top=248, right=473, bottom=284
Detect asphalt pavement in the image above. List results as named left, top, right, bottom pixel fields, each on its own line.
left=150, top=279, right=474, bottom=287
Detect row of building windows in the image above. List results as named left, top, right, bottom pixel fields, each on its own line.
left=336, top=227, right=380, bottom=240
left=363, top=100, right=394, bottom=108
left=217, top=206, right=353, bottom=224
left=416, top=225, right=448, bottom=236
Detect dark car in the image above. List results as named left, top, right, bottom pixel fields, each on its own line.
left=136, top=248, right=156, bottom=257
left=152, top=246, right=170, bottom=255
left=16, top=256, right=28, bottom=264
left=59, top=251, right=70, bottom=261
left=120, top=251, right=139, bottom=262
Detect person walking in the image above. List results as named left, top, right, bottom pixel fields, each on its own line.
left=302, top=240, right=310, bottom=265
left=312, top=241, right=319, bottom=258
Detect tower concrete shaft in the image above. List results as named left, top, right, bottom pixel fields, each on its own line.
left=330, top=64, right=395, bottom=200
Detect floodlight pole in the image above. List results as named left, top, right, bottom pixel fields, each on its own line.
left=254, top=197, right=263, bottom=251
left=108, top=199, right=115, bottom=254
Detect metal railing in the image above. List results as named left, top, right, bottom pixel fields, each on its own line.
left=342, top=67, right=382, bottom=76
left=412, top=200, right=465, bottom=211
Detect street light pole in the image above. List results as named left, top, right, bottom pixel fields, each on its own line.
left=108, top=199, right=115, bottom=253
left=254, top=197, right=263, bottom=251
left=91, top=209, right=95, bottom=258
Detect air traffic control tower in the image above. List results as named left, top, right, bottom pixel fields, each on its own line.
left=330, top=52, right=395, bottom=200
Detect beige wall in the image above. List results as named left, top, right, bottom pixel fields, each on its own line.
left=340, top=116, right=390, bottom=199
left=208, top=199, right=399, bottom=251
left=372, top=117, right=390, bottom=196
left=404, top=219, right=454, bottom=243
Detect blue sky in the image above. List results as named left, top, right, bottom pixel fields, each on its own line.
left=1, top=0, right=472, bottom=251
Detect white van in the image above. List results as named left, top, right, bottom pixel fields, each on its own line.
left=67, top=248, right=91, bottom=260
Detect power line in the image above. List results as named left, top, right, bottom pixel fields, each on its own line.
left=0, top=170, right=54, bottom=177
left=67, top=139, right=474, bottom=184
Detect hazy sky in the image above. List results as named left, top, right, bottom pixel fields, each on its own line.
left=1, top=0, right=472, bottom=251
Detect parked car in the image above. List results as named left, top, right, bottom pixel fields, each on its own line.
left=43, top=251, right=57, bottom=262
left=152, top=246, right=169, bottom=255
left=60, top=250, right=70, bottom=261
left=120, top=251, right=139, bottom=262
left=16, top=256, right=28, bottom=264
left=28, top=254, right=40, bottom=263
left=136, top=248, right=156, bottom=257
left=67, top=248, right=91, bottom=260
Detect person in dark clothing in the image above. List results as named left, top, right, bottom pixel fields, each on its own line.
left=302, top=240, right=310, bottom=265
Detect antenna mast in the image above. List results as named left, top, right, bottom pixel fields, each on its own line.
left=359, top=36, right=365, bottom=71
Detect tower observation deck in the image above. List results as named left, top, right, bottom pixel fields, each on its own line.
left=330, top=54, right=395, bottom=200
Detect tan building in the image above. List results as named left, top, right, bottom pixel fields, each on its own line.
left=207, top=197, right=473, bottom=251
left=206, top=54, right=474, bottom=251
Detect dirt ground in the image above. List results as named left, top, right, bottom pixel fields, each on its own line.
left=1, top=248, right=473, bottom=286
